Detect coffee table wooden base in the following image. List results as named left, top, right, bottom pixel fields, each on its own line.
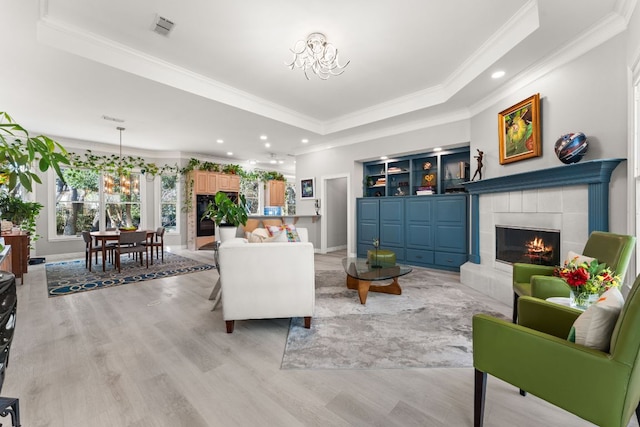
left=346, top=275, right=402, bottom=304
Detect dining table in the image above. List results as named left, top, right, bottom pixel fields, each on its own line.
left=90, top=229, right=156, bottom=272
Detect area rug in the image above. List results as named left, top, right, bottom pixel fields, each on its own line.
left=281, top=268, right=508, bottom=370
left=46, top=252, right=214, bottom=297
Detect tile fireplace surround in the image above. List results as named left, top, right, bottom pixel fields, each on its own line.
left=460, top=158, right=623, bottom=305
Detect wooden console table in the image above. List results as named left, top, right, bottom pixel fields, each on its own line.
left=1, top=232, right=29, bottom=284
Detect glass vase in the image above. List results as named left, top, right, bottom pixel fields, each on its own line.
left=569, top=290, right=599, bottom=310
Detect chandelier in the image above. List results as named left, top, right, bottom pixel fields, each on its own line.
left=285, top=32, right=350, bottom=80
left=104, top=127, right=139, bottom=196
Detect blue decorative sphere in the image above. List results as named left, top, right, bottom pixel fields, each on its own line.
left=554, top=132, right=588, bottom=164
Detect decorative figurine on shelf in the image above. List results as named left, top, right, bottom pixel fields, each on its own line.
left=314, top=199, right=320, bottom=215
left=471, top=149, right=484, bottom=181
left=423, top=161, right=432, bottom=170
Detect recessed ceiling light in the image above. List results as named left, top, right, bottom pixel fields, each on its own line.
left=301, top=138, right=309, bottom=143
left=270, top=159, right=277, bottom=164
left=227, top=152, right=233, bottom=156
left=278, top=160, right=284, bottom=164
left=260, top=135, right=268, bottom=140
left=249, top=160, right=256, bottom=165
left=433, top=147, right=442, bottom=152
left=491, top=70, right=505, bottom=79
left=216, top=139, right=223, bottom=144
left=380, top=156, right=388, bottom=160
left=265, top=142, right=271, bottom=148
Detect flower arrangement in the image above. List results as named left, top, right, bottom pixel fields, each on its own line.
left=554, top=256, right=621, bottom=308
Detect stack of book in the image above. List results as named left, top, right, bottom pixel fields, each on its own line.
left=416, top=186, right=434, bottom=195
left=374, top=178, right=386, bottom=186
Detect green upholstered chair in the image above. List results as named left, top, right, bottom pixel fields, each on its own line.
left=512, top=231, right=635, bottom=323
left=473, top=274, right=640, bottom=427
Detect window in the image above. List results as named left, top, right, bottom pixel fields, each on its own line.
left=241, top=179, right=260, bottom=215
left=285, top=181, right=296, bottom=215
left=160, top=174, right=179, bottom=233
left=55, top=168, right=100, bottom=236
left=105, top=172, right=141, bottom=229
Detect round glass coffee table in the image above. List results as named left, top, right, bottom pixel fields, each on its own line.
left=342, top=257, right=413, bottom=304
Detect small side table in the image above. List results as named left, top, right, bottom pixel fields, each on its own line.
left=208, top=241, right=222, bottom=311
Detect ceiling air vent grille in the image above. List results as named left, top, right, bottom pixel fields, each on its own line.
left=153, top=15, right=175, bottom=37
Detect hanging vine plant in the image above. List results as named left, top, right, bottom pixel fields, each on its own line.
left=69, top=150, right=180, bottom=178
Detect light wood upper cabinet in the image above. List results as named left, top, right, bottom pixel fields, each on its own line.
left=266, top=180, right=285, bottom=206
left=218, top=174, right=240, bottom=192
left=193, top=171, right=216, bottom=194
left=191, top=171, right=240, bottom=194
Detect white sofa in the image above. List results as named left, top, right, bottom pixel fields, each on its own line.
left=218, top=227, right=315, bottom=333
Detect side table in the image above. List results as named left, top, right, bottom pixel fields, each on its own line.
left=208, top=241, right=222, bottom=311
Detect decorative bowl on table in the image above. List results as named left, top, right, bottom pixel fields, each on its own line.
left=118, top=227, right=137, bottom=232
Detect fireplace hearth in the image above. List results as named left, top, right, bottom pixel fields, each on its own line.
left=496, top=226, right=560, bottom=266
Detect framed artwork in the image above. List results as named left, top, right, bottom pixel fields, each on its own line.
left=301, top=177, right=315, bottom=198
left=498, top=93, right=541, bottom=164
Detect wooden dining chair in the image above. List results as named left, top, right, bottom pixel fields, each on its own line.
left=114, top=231, right=148, bottom=273
left=82, top=231, right=111, bottom=272
left=142, top=227, right=165, bottom=264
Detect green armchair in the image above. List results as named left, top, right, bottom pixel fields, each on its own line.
left=474, top=273, right=640, bottom=427
left=512, top=231, right=635, bottom=322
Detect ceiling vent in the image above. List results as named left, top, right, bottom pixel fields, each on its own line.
left=153, top=15, right=175, bottom=37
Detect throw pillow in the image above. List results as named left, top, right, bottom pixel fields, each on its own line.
left=265, top=224, right=301, bottom=242
left=247, top=228, right=270, bottom=243
left=567, top=287, right=624, bottom=352
left=566, top=250, right=596, bottom=266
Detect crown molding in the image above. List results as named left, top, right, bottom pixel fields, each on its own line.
left=469, top=10, right=628, bottom=116
left=322, top=0, right=539, bottom=134
left=36, top=14, right=325, bottom=134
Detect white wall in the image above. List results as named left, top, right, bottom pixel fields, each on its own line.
left=470, top=34, right=629, bottom=235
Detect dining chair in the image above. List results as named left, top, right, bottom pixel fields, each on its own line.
left=142, top=227, right=165, bottom=264
left=82, top=231, right=111, bottom=272
left=114, top=231, right=148, bottom=273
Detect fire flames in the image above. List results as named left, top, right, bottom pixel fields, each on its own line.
left=525, top=236, right=553, bottom=262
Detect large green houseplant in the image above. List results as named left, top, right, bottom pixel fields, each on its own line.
left=201, top=192, right=248, bottom=242
left=0, top=112, right=69, bottom=238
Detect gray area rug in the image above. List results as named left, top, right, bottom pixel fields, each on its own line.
left=281, top=268, right=508, bottom=369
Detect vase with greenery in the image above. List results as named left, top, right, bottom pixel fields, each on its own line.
left=201, top=192, right=248, bottom=242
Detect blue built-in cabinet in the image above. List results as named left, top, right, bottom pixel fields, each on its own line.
left=357, top=194, right=468, bottom=271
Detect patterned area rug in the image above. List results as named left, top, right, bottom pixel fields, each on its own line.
left=281, top=268, right=509, bottom=369
left=46, top=252, right=214, bottom=297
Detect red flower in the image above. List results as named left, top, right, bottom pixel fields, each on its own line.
left=564, top=268, right=590, bottom=287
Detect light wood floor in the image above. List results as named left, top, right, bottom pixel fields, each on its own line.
left=4, top=248, right=636, bottom=426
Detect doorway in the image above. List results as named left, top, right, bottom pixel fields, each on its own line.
left=320, top=174, right=351, bottom=255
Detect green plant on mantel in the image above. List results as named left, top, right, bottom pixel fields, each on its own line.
left=0, top=112, right=69, bottom=193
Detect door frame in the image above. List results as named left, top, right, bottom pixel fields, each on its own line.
left=319, top=173, right=351, bottom=255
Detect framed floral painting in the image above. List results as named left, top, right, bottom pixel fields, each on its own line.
left=498, top=93, right=541, bottom=164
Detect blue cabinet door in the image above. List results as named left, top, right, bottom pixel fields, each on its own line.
left=379, top=198, right=404, bottom=248
left=434, top=196, right=468, bottom=253
left=405, top=197, right=433, bottom=249
left=357, top=199, right=379, bottom=244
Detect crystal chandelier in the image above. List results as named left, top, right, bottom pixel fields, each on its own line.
left=285, top=32, right=350, bottom=80
left=104, top=127, right=139, bottom=196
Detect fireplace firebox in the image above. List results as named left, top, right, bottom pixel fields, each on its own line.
left=496, top=226, right=560, bottom=266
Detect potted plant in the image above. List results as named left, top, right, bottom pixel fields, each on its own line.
left=0, top=192, right=43, bottom=240
left=201, top=191, right=248, bottom=242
